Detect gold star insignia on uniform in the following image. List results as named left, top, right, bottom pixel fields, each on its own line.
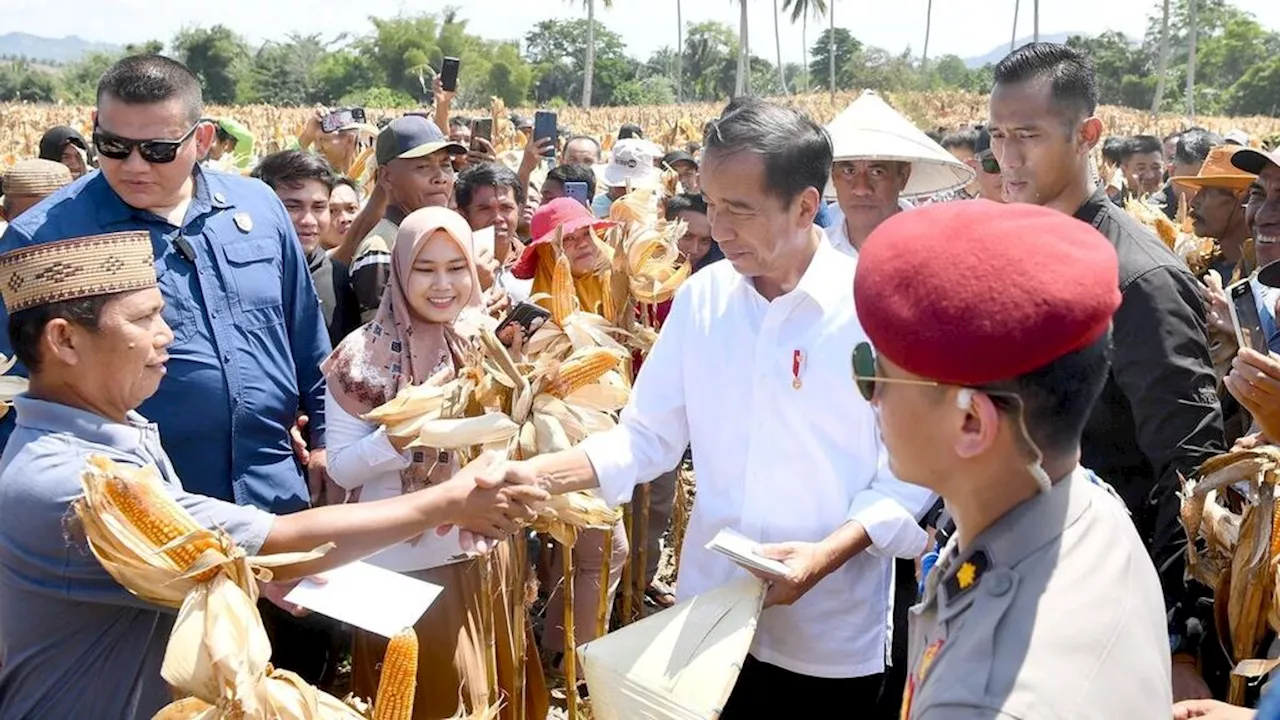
left=956, top=562, right=978, bottom=590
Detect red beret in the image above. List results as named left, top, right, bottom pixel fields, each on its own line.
left=854, top=200, right=1121, bottom=386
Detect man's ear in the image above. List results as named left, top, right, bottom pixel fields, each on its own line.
left=1080, top=116, right=1103, bottom=155
left=193, top=122, right=216, bottom=158
left=43, top=318, right=83, bottom=368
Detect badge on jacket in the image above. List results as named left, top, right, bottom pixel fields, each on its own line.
left=234, top=213, right=253, bottom=233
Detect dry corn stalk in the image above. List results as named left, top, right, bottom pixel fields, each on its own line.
left=373, top=629, right=419, bottom=720
left=1125, top=197, right=1220, bottom=276
left=72, top=456, right=354, bottom=719
left=1180, top=447, right=1280, bottom=703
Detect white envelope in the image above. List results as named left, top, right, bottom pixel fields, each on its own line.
left=284, top=560, right=443, bottom=638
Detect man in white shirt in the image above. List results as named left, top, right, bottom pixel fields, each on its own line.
left=480, top=97, right=933, bottom=713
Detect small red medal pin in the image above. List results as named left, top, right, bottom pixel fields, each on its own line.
left=792, top=349, right=803, bottom=390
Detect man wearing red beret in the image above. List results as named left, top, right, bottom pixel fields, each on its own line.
left=855, top=200, right=1172, bottom=719
left=989, top=43, right=1226, bottom=700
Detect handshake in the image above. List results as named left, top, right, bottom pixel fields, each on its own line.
left=432, top=451, right=552, bottom=553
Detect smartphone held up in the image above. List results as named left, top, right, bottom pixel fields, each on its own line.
left=440, top=57, right=461, bottom=92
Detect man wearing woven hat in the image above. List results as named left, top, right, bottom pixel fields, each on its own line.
left=1176, top=145, right=1259, bottom=281
left=822, top=90, right=975, bottom=258
left=1, top=159, right=73, bottom=223
left=0, top=54, right=342, bottom=682
left=348, top=115, right=468, bottom=323
left=0, top=232, right=548, bottom=719
left=856, top=200, right=1171, bottom=719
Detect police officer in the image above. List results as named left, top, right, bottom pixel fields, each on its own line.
left=853, top=200, right=1173, bottom=718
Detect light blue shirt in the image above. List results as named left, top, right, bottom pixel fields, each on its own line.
left=1252, top=277, right=1280, bottom=354
left=0, top=395, right=274, bottom=720
left=0, top=168, right=331, bottom=513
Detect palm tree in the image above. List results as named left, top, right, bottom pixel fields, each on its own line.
left=922, top=0, right=933, bottom=84
left=1033, top=0, right=1040, bottom=42
left=1010, top=0, right=1020, bottom=53
left=828, top=0, right=835, bottom=100
left=1186, top=0, right=1198, bottom=117
left=773, top=0, right=788, bottom=94
left=1151, top=0, right=1171, bottom=114
left=735, top=0, right=751, bottom=96
left=676, top=0, right=684, bottom=101
left=579, top=0, right=615, bottom=108
left=780, top=0, right=826, bottom=93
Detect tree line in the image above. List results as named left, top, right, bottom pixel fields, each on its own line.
left=0, top=0, right=1277, bottom=117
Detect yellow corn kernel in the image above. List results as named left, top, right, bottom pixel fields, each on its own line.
left=103, top=475, right=223, bottom=582
left=551, top=253, right=575, bottom=326
left=373, top=628, right=419, bottom=720
left=551, top=349, right=620, bottom=398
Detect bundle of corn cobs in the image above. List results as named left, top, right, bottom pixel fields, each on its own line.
left=1180, top=447, right=1280, bottom=703
left=73, top=456, right=420, bottom=720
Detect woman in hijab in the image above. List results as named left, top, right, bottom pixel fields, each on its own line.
left=324, top=207, right=547, bottom=720
left=38, top=126, right=91, bottom=179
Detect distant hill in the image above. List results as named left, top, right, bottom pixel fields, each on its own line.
left=0, top=32, right=122, bottom=65
left=962, top=32, right=1083, bottom=68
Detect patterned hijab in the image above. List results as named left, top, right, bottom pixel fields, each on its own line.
left=322, top=207, right=484, bottom=493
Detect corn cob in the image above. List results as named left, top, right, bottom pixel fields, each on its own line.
left=103, top=473, right=225, bottom=582
left=550, top=349, right=620, bottom=398
left=373, top=628, right=419, bottom=720
left=550, top=253, right=575, bottom=327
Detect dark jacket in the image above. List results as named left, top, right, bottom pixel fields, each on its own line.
left=1073, top=188, right=1226, bottom=628
left=307, top=247, right=361, bottom=347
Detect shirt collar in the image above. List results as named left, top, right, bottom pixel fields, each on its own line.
left=735, top=227, right=849, bottom=311
left=12, top=394, right=149, bottom=452
left=92, top=165, right=228, bottom=228
left=933, top=466, right=1092, bottom=615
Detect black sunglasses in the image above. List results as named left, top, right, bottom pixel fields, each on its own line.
left=93, top=123, right=200, bottom=164
left=978, top=152, right=1000, bottom=175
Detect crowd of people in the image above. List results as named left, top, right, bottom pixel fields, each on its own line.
left=1, top=38, right=1280, bottom=720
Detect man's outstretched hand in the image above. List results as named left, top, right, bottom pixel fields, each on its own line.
left=437, top=453, right=550, bottom=553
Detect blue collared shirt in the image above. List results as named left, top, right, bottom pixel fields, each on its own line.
left=0, top=168, right=331, bottom=513
left=0, top=395, right=273, bottom=720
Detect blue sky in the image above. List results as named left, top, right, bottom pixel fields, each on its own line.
left=10, top=0, right=1280, bottom=67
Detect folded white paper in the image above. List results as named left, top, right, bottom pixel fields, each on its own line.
left=704, top=527, right=790, bottom=579
left=284, top=560, right=443, bottom=638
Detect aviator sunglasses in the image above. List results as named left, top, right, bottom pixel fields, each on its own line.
left=93, top=122, right=200, bottom=164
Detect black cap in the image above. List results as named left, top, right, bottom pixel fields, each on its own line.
left=375, top=115, right=467, bottom=166
left=1231, top=147, right=1280, bottom=176
left=619, top=123, right=643, bottom=140
left=1259, top=259, right=1280, bottom=289
left=38, top=126, right=87, bottom=162
left=662, top=150, right=697, bottom=169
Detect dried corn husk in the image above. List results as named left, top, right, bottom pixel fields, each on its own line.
left=1181, top=447, right=1280, bottom=702
left=71, top=456, right=355, bottom=719
left=1125, top=197, right=1220, bottom=276
left=531, top=491, right=621, bottom=546
left=0, top=353, right=26, bottom=420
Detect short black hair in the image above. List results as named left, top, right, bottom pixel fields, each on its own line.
left=449, top=116, right=471, bottom=131
left=665, top=192, right=708, bottom=221
left=619, top=123, right=643, bottom=140
left=1121, top=135, right=1163, bottom=162
left=455, top=162, right=524, bottom=210
left=545, top=163, right=597, bottom=199
left=8, top=295, right=115, bottom=373
left=1101, top=136, right=1127, bottom=165
left=1174, top=128, right=1224, bottom=168
left=941, top=127, right=979, bottom=153
left=215, top=126, right=237, bottom=146
left=684, top=141, right=701, bottom=155
left=1163, top=130, right=1183, bottom=144
left=251, top=151, right=338, bottom=192
left=97, top=54, right=203, bottom=124
left=702, top=97, right=832, bottom=205
left=993, top=42, right=1098, bottom=122
left=987, top=331, right=1113, bottom=457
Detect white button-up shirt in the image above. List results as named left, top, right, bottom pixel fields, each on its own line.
left=581, top=235, right=934, bottom=679
left=823, top=200, right=915, bottom=259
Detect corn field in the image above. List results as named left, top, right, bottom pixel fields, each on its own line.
left=4, top=90, right=1280, bottom=168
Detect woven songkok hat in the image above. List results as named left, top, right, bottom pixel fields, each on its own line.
left=0, top=231, right=157, bottom=313
left=1, top=159, right=72, bottom=197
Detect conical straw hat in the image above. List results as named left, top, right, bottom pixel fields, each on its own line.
left=824, top=90, right=976, bottom=199
left=578, top=577, right=767, bottom=719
